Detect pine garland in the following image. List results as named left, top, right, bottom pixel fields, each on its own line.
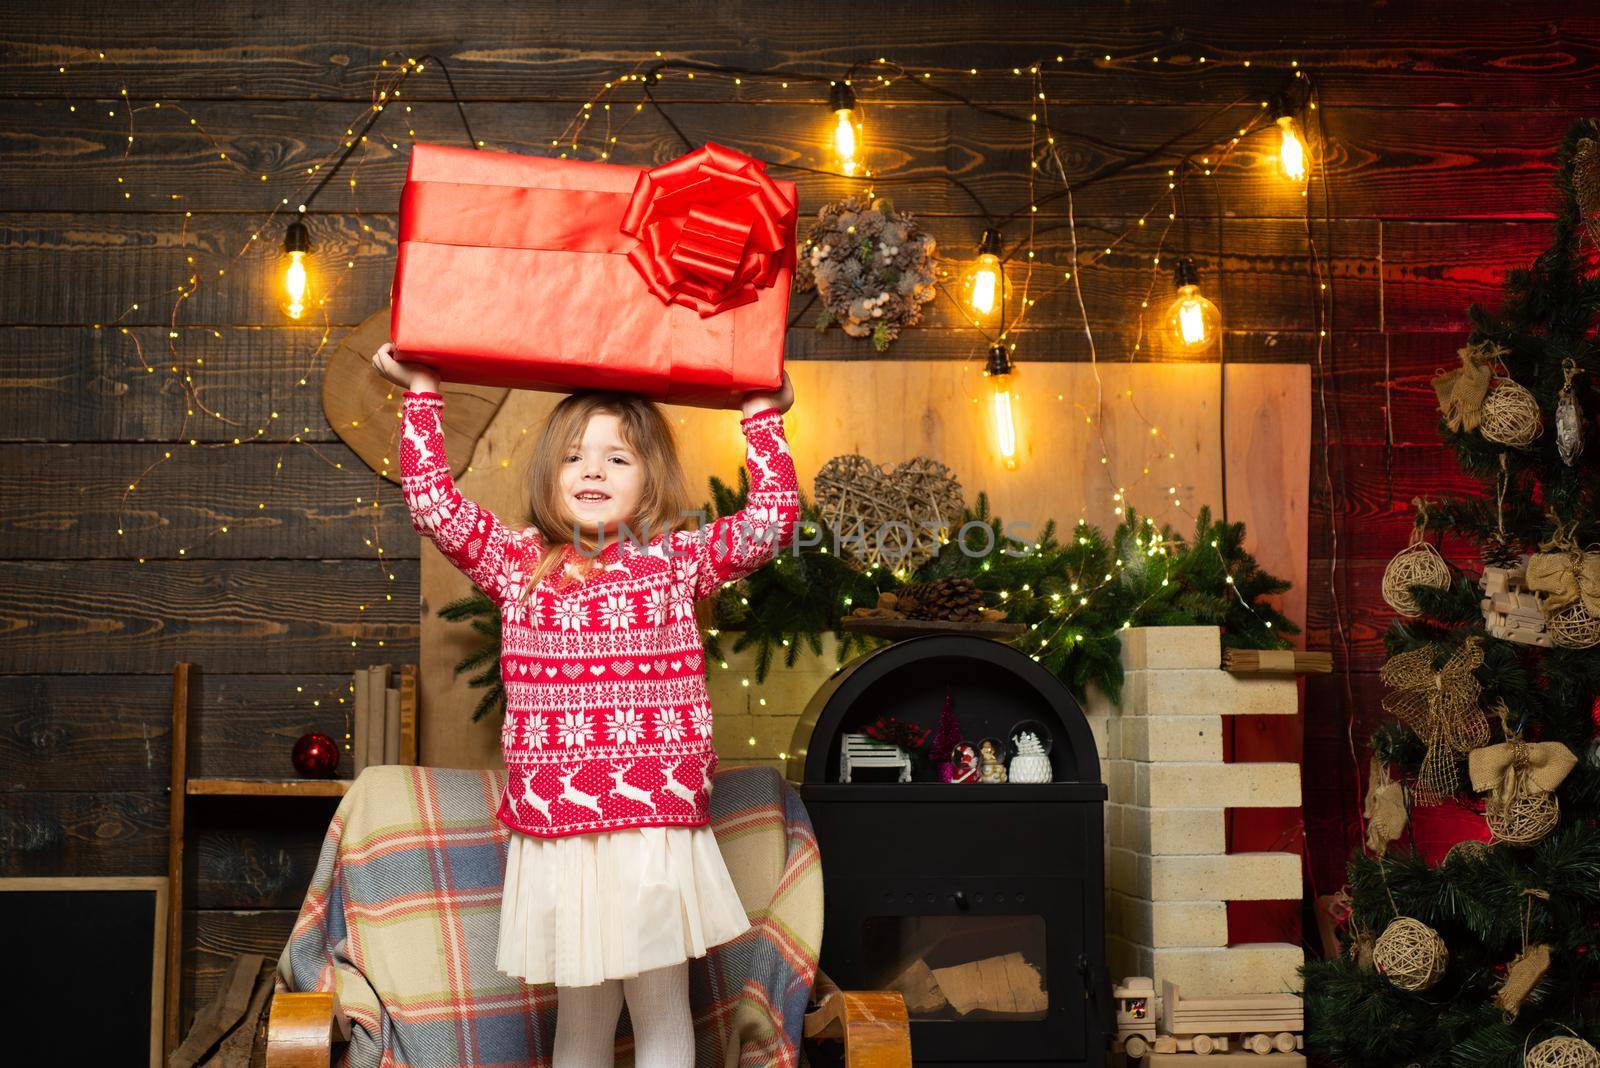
left=442, top=480, right=1297, bottom=720
left=700, top=478, right=1295, bottom=704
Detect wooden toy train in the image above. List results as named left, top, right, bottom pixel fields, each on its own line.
left=1112, top=977, right=1304, bottom=1057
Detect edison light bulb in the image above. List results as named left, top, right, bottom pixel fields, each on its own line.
left=1276, top=114, right=1307, bottom=183
left=281, top=220, right=313, bottom=320
left=828, top=83, right=861, bottom=176
left=284, top=251, right=308, bottom=319
left=985, top=344, right=1019, bottom=469
left=1163, top=259, right=1221, bottom=355
left=964, top=229, right=1006, bottom=320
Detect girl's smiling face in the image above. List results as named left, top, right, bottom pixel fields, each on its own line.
left=558, top=410, right=645, bottom=536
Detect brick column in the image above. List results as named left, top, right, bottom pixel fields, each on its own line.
left=1091, top=626, right=1304, bottom=996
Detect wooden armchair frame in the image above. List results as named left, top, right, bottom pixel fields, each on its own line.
left=265, top=966, right=910, bottom=1066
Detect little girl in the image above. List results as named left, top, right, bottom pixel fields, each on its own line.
left=373, top=342, right=799, bottom=1068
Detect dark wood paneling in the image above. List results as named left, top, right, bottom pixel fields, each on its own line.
left=0, top=560, right=420, bottom=673
left=0, top=788, right=168, bottom=875
left=0, top=326, right=344, bottom=443
left=1308, top=443, right=1493, bottom=561
left=185, top=908, right=299, bottom=1025
left=0, top=210, right=1382, bottom=329
left=0, top=98, right=1580, bottom=220
left=0, top=442, right=413, bottom=558
left=0, top=673, right=357, bottom=792
left=5, top=4, right=1597, bottom=109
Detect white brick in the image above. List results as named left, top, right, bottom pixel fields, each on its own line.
left=1113, top=851, right=1295, bottom=902
left=1123, top=670, right=1298, bottom=718
left=1085, top=710, right=1112, bottom=760
left=1107, top=847, right=1142, bottom=896
left=1119, top=806, right=1227, bottom=856
left=1106, top=935, right=1143, bottom=983
left=1125, top=943, right=1305, bottom=996
left=1139, top=762, right=1301, bottom=808
left=1147, top=853, right=1302, bottom=902
left=1121, top=715, right=1224, bottom=762
left=1107, top=892, right=1229, bottom=948
left=1083, top=681, right=1118, bottom=719
left=1119, top=626, right=1222, bottom=670
left=1108, top=758, right=1136, bottom=804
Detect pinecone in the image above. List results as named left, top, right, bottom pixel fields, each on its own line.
left=897, top=576, right=986, bottom=622
left=1481, top=531, right=1521, bottom=569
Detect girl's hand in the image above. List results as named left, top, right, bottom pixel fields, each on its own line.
left=373, top=342, right=440, bottom=394
left=741, top=368, right=794, bottom=420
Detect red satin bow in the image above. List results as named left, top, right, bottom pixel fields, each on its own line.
left=619, top=142, right=797, bottom=319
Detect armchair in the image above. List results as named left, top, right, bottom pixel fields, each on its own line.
left=268, top=764, right=908, bottom=1066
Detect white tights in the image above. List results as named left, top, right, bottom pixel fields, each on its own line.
left=552, top=959, right=694, bottom=1068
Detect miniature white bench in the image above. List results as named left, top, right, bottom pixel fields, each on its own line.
left=839, top=732, right=913, bottom=783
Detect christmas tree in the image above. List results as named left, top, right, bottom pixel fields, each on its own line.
left=1305, top=118, right=1600, bottom=1065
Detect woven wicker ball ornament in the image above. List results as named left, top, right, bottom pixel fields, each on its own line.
left=1526, top=1037, right=1600, bottom=1068
left=1488, top=789, right=1561, bottom=847
left=1373, top=917, right=1449, bottom=992
left=1480, top=376, right=1543, bottom=448
left=814, top=453, right=964, bottom=572
left=1383, top=504, right=1452, bottom=618
left=1546, top=600, right=1600, bottom=650
left=1383, top=541, right=1452, bottom=617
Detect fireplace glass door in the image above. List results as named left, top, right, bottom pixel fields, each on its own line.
left=862, top=913, right=1049, bottom=1021
left=823, top=874, right=1090, bottom=1062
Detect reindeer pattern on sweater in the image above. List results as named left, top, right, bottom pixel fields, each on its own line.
left=398, top=390, right=799, bottom=837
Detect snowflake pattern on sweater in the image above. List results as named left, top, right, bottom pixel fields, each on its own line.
left=399, top=389, right=799, bottom=838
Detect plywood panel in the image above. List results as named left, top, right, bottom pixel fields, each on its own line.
left=419, top=361, right=1309, bottom=770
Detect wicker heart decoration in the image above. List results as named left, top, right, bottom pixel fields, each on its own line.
left=813, top=453, right=964, bottom=572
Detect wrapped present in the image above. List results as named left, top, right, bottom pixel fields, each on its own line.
left=390, top=141, right=796, bottom=408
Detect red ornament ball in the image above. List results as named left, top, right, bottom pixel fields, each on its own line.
left=1590, top=693, right=1600, bottom=732
left=292, top=731, right=341, bottom=778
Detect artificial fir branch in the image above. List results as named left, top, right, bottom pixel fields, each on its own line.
left=437, top=590, right=504, bottom=724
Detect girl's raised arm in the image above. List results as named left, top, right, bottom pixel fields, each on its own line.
left=670, top=406, right=800, bottom=601
left=399, top=388, right=539, bottom=605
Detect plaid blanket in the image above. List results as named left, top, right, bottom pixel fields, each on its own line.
left=275, top=764, right=822, bottom=1067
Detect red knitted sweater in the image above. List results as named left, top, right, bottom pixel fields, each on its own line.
left=399, top=389, right=799, bottom=838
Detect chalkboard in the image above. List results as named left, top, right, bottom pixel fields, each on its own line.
left=0, top=877, right=166, bottom=1067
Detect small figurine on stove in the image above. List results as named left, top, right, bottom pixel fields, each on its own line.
left=948, top=741, right=980, bottom=784
left=1007, top=727, right=1053, bottom=783
left=977, top=737, right=1009, bottom=783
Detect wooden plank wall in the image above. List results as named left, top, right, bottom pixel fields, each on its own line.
left=2, top=0, right=1594, bottom=1032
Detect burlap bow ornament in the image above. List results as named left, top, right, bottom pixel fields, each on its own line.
left=1380, top=637, right=1491, bottom=805
left=1468, top=736, right=1578, bottom=804
left=1364, top=757, right=1408, bottom=853
left=1431, top=340, right=1500, bottom=433
left=1524, top=543, right=1600, bottom=616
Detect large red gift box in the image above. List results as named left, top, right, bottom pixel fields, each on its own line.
left=390, top=141, right=796, bottom=408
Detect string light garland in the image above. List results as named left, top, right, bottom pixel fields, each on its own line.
left=56, top=50, right=480, bottom=749
left=57, top=46, right=1330, bottom=738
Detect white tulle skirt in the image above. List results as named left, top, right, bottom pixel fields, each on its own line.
left=496, top=823, right=753, bottom=989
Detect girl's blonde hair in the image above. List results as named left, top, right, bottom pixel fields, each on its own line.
left=515, top=390, right=697, bottom=601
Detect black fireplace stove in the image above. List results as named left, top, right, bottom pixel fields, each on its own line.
left=786, top=633, right=1111, bottom=1067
